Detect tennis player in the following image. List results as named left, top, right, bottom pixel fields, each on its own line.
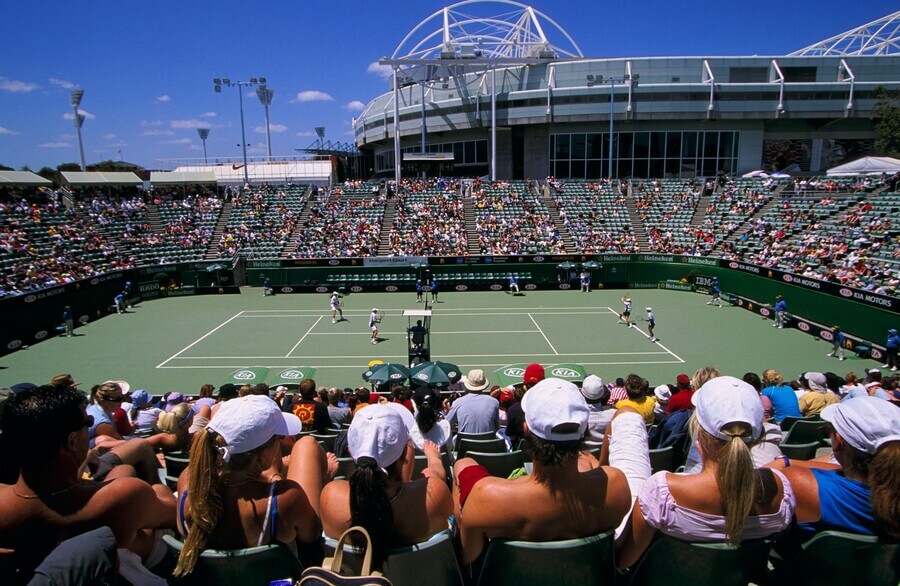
left=646, top=307, right=657, bottom=343
left=617, top=296, right=633, bottom=327
left=330, top=291, right=343, bottom=324
left=369, top=308, right=381, bottom=344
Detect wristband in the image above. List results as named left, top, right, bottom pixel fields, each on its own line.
left=780, top=455, right=790, bottom=468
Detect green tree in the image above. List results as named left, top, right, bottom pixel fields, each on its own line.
left=0, top=163, right=13, bottom=171
left=873, top=86, right=900, bottom=156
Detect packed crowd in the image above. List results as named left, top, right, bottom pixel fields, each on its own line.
left=293, top=196, right=385, bottom=258
left=388, top=190, right=469, bottom=256
left=473, top=182, right=566, bottom=254
left=553, top=179, right=640, bottom=253
left=0, top=360, right=897, bottom=583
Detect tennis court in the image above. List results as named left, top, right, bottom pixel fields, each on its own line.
left=0, top=289, right=882, bottom=391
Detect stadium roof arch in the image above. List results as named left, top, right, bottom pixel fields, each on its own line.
left=791, top=10, right=900, bottom=56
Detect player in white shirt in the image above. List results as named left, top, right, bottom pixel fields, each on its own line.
left=646, top=307, right=657, bottom=342
left=369, top=308, right=381, bottom=344
left=330, top=291, right=343, bottom=324
left=617, top=296, right=633, bottom=327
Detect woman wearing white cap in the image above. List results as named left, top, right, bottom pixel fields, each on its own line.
left=768, top=396, right=900, bottom=551
left=173, top=395, right=329, bottom=577
left=616, top=376, right=796, bottom=569
left=319, top=404, right=452, bottom=567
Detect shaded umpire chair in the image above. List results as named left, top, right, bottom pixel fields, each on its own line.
left=404, top=309, right=432, bottom=367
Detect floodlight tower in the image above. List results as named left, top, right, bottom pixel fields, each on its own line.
left=70, top=89, right=87, bottom=171
left=256, top=85, right=274, bottom=161
left=197, top=128, right=211, bottom=164
left=213, top=77, right=265, bottom=185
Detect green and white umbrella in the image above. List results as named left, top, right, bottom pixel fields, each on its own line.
left=268, top=366, right=317, bottom=388
left=362, top=363, right=410, bottom=386
left=223, top=366, right=270, bottom=386
left=409, top=361, right=462, bottom=388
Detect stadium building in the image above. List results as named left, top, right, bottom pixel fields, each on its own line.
left=354, top=2, right=900, bottom=181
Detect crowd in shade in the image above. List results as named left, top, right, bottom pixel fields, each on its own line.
left=1, top=172, right=898, bottom=299
left=0, top=361, right=897, bottom=583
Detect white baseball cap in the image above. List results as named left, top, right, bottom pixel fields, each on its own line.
left=348, top=404, right=409, bottom=468
left=646, top=307, right=652, bottom=312
left=522, top=378, right=589, bottom=442
left=580, top=375, right=606, bottom=401
left=692, top=376, right=763, bottom=442
left=821, top=396, right=900, bottom=455
left=372, top=308, right=378, bottom=312
left=208, top=395, right=301, bottom=462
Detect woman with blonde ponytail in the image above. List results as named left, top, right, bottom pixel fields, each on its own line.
left=173, top=395, right=330, bottom=578
left=769, top=395, right=900, bottom=557
left=616, top=376, right=796, bottom=570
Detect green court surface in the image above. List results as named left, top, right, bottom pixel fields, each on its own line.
left=0, top=289, right=882, bottom=392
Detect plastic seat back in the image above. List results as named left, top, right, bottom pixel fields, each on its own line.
left=457, top=438, right=508, bottom=458
left=163, top=534, right=302, bottom=585
left=164, top=453, right=191, bottom=478
left=628, top=536, right=772, bottom=586
left=467, top=450, right=527, bottom=479
left=775, top=530, right=900, bottom=586
left=476, top=531, right=615, bottom=586
left=649, top=446, right=675, bottom=473
left=783, top=420, right=830, bottom=445
left=778, top=441, right=820, bottom=460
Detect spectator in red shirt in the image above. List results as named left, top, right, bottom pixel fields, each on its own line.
left=666, top=373, right=694, bottom=414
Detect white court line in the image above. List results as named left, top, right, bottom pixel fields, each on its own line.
left=155, top=311, right=244, bottom=368
left=240, top=306, right=620, bottom=313
left=528, top=313, right=559, bottom=355
left=604, top=306, right=685, bottom=363
left=169, top=351, right=669, bottom=360
left=285, top=316, right=323, bottom=358
left=307, top=330, right=540, bottom=336
left=239, top=311, right=615, bottom=317
left=158, top=360, right=683, bottom=370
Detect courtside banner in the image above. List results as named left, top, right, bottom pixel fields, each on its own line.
left=223, top=367, right=270, bottom=386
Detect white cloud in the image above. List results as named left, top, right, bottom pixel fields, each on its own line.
left=102, top=133, right=116, bottom=140
left=49, top=77, right=76, bottom=90
left=200, top=111, right=217, bottom=118
left=110, top=141, right=127, bottom=148
left=63, top=109, right=96, bottom=121
left=0, top=125, right=20, bottom=135
left=295, top=131, right=316, bottom=137
left=344, top=100, right=366, bottom=112
left=0, top=77, right=39, bottom=93
left=39, top=142, right=73, bottom=148
left=293, top=90, right=333, bottom=103
left=161, top=138, right=193, bottom=144
left=170, top=119, right=211, bottom=129
left=188, top=145, right=203, bottom=151
left=140, top=129, right=175, bottom=137
left=255, top=124, right=287, bottom=133
left=156, top=94, right=171, bottom=102
left=140, top=120, right=165, bottom=127
left=367, top=62, right=393, bottom=80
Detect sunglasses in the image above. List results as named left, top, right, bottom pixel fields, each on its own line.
left=99, top=395, right=123, bottom=403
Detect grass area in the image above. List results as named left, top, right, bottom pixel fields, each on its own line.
left=0, top=288, right=880, bottom=392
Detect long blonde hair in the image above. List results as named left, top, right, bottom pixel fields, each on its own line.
left=157, top=403, right=193, bottom=434
left=692, top=415, right=759, bottom=545
left=691, top=366, right=720, bottom=392
left=173, top=428, right=274, bottom=576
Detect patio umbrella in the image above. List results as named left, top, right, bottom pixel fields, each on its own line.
left=409, top=361, right=462, bottom=388
left=557, top=261, right=576, bottom=270
left=581, top=261, right=600, bottom=269
left=546, top=363, right=587, bottom=383
left=362, top=363, right=410, bottom=386
left=492, top=363, right=532, bottom=387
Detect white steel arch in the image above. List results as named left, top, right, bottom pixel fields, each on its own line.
left=791, top=11, right=900, bottom=56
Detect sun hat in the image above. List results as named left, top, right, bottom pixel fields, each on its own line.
left=821, top=396, right=900, bottom=455
left=131, top=389, right=152, bottom=409
left=692, top=376, right=764, bottom=442
left=463, top=369, right=490, bottom=392
left=521, top=378, right=589, bottom=442
left=580, top=375, right=606, bottom=401
left=802, top=372, right=829, bottom=393
left=523, top=363, right=545, bottom=385
left=103, top=380, right=131, bottom=395
left=654, top=384, right=672, bottom=402
left=207, top=395, right=301, bottom=462
left=348, top=404, right=409, bottom=468
left=165, top=392, right=186, bottom=411
left=50, top=374, right=78, bottom=388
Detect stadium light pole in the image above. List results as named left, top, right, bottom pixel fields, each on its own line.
left=197, top=128, right=210, bottom=165
left=213, top=77, right=265, bottom=186
left=589, top=74, right=638, bottom=179
left=256, top=85, right=274, bottom=162
left=70, top=89, right=87, bottom=171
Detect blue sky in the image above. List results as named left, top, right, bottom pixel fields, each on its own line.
left=0, top=1, right=895, bottom=171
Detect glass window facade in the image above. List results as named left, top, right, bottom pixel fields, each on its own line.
left=549, top=131, right=740, bottom=178
left=376, top=139, right=488, bottom=173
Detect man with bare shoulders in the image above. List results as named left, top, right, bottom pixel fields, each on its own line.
left=0, top=386, right=176, bottom=580
left=452, top=378, right=631, bottom=566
